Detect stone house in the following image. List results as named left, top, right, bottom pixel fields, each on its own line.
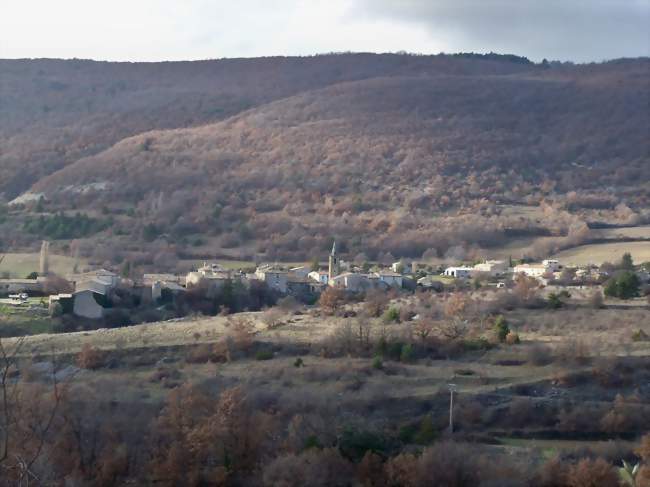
left=254, top=265, right=288, bottom=293
left=473, top=260, right=508, bottom=276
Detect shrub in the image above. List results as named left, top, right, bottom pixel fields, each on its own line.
left=294, top=357, right=304, bottom=368
left=372, top=355, right=383, bottom=370
left=255, top=350, right=274, bottom=361
left=387, top=341, right=404, bottom=360
left=77, top=344, right=107, bottom=370
left=566, top=458, right=620, bottom=487
left=547, top=292, right=563, bottom=309
left=399, top=307, right=415, bottom=323
left=263, top=448, right=353, bottom=487
left=319, top=287, right=347, bottom=315
left=400, top=344, right=414, bottom=362
left=338, top=428, right=389, bottom=461
left=186, top=342, right=231, bottom=363
left=505, top=331, right=521, bottom=345
left=589, top=290, right=605, bottom=309
left=398, top=424, right=417, bottom=443
left=604, top=271, right=640, bottom=300
left=382, top=307, right=400, bottom=323
left=413, top=416, right=437, bottom=445
left=304, top=435, right=322, bottom=450
left=364, top=289, right=387, bottom=317
left=493, top=315, right=510, bottom=342
left=277, top=296, right=300, bottom=312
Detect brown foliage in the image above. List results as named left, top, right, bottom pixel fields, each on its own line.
left=357, top=451, right=386, bottom=487
left=262, top=448, right=353, bottom=487
left=364, top=289, right=388, bottom=318
left=566, top=458, right=620, bottom=487
left=319, top=287, right=347, bottom=315
left=149, top=384, right=275, bottom=485
left=77, top=344, right=108, bottom=370
left=384, top=442, right=490, bottom=487
left=638, top=433, right=650, bottom=462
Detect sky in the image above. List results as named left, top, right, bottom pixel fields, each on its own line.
left=1, top=0, right=648, bottom=63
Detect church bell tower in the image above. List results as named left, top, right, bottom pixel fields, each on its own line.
left=328, top=241, right=340, bottom=280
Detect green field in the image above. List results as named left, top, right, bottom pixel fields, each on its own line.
left=552, top=241, right=650, bottom=266
left=0, top=299, right=52, bottom=337
left=0, top=252, right=83, bottom=278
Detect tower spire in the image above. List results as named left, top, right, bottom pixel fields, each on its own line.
left=328, top=240, right=340, bottom=281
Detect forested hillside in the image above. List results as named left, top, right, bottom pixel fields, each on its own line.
left=0, top=53, right=533, bottom=198
left=1, top=54, right=649, bottom=264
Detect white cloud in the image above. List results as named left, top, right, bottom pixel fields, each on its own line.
left=0, top=0, right=647, bottom=61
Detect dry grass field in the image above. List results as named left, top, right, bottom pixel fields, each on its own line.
left=552, top=241, right=650, bottom=266
left=591, top=225, right=650, bottom=240
left=0, top=252, right=85, bottom=278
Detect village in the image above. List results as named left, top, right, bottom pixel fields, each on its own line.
left=0, top=240, right=647, bottom=327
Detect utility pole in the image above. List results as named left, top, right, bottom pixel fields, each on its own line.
left=448, top=383, right=457, bottom=433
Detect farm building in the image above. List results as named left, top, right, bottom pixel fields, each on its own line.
left=443, top=266, right=473, bottom=279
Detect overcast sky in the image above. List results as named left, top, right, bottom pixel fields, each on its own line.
left=1, top=0, right=648, bottom=62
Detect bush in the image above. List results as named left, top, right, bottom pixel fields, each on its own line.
left=604, top=271, right=640, bottom=299
left=255, top=350, right=274, bottom=361
left=413, top=416, right=437, bottom=445
left=547, top=292, right=563, bottom=309
left=399, top=307, right=415, bottom=323
left=186, top=342, right=230, bottom=363
left=77, top=344, right=108, bottom=370
left=338, top=428, right=389, bottom=461
left=493, top=315, right=510, bottom=342
left=566, top=458, right=620, bottom=487
left=387, top=341, right=405, bottom=360
left=382, top=307, right=400, bottom=323
left=372, top=355, right=383, bottom=370
left=400, top=344, right=414, bottom=362
left=631, top=329, right=649, bottom=342
left=589, top=290, right=605, bottom=309
left=505, top=331, right=521, bottom=345
left=294, top=357, right=304, bottom=367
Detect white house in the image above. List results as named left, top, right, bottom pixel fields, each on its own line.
left=513, top=264, right=548, bottom=278
left=443, top=266, right=474, bottom=279
left=514, top=259, right=561, bottom=279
